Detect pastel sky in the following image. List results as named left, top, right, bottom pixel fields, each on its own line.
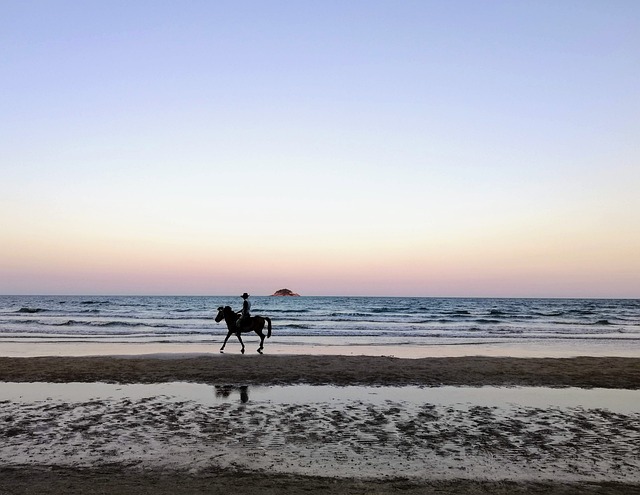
left=1, top=1, right=639, bottom=297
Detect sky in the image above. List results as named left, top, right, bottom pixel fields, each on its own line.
left=1, top=1, right=639, bottom=297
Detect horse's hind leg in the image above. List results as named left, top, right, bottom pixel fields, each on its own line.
left=256, top=329, right=265, bottom=354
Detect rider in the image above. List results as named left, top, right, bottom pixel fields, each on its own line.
left=236, top=292, right=251, bottom=330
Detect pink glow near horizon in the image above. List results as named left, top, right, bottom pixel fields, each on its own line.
left=2, top=237, right=638, bottom=297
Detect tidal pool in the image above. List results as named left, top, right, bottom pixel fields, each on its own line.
left=1, top=382, right=638, bottom=413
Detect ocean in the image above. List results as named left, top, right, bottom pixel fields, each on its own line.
left=1, top=295, right=639, bottom=357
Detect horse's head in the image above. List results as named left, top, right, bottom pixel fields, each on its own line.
left=214, top=306, right=225, bottom=323
left=215, top=305, right=235, bottom=323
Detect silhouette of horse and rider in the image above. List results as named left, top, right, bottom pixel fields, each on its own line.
left=215, top=293, right=272, bottom=354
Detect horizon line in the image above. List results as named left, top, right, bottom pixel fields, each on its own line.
left=1, top=293, right=638, bottom=300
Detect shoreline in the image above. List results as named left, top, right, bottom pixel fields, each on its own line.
left=1, top=338, right=639, bottom=359
left=1, top=355, right=639, bottom=388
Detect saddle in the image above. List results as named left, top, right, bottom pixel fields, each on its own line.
left=236, top=314, right=252, bottom=330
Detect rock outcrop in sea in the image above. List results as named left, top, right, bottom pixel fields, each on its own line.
left=271, top=288, right=300, bottom=297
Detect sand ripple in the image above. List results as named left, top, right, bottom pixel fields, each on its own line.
left=1, top=390, right=638, bottom=483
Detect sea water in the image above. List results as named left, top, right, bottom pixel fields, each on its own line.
left=0, top=295, right=638, bottom=357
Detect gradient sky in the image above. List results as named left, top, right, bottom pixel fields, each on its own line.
left=1, top=1, right=639, bottom=297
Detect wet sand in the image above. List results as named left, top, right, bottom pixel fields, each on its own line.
left=1, top=355, right=639, bottom=494
left=1, top=354, right=639, bottom=388
left=1, top=467, right=637, bottom=495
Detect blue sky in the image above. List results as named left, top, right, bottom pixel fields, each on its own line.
left=1, top=1, right=639, bottom=296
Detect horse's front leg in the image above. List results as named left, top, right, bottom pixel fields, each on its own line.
left=220, top=331, right=232, bottom=353
left=236, top=332, right=245, bottom=354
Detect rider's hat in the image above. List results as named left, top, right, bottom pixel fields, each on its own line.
left=241, top=292, right=249, bottom=298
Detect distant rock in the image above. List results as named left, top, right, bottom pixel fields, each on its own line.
left=271, top=288, right=300, bottom=297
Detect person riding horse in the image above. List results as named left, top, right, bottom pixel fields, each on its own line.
left=216, top=303, right=271, bottom=354
left=237, top=292, right=251, bottom=330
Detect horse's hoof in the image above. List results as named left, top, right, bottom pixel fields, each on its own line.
left=241, top=349, right=245, bottom=354
left=219, top=350, right=224, bottom=353
left=257, top=349, right=263, bottom=354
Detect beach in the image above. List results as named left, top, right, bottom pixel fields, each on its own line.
left=2, top=291, right=639, bottom=494
left=1, top=355, right=639, bottom=494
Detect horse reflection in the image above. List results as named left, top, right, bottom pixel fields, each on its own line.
left=214, top=385, right=250, bottom=403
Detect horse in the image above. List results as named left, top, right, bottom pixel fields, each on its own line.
left=215, top=306, right=272, bottom=354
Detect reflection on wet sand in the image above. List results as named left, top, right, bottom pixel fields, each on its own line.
left=215, top=385, right=249, bottom=403
left=1, top=382, right=639, bottom=413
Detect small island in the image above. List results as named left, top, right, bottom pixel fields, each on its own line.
left=271, top=288, right=300, bottom=297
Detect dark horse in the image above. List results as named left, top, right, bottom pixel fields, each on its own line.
left=215, top=306, right=272, bottom=354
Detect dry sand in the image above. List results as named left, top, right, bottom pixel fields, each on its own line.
left=1, top=355, right=639, bottom=494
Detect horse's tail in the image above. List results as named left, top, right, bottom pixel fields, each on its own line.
left=265, top=317, right=272, bottom=338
